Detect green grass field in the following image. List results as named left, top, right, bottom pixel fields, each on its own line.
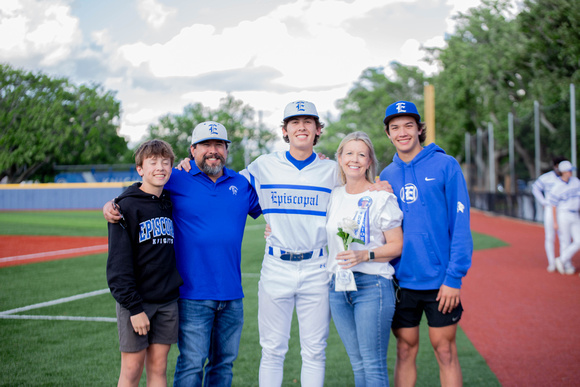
left=0, top=211, right=503, bottom=386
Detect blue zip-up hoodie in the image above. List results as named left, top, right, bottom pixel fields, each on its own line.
left=379, top=143, right=472, bottom=290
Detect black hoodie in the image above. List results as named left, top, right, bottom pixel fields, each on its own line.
left=106, top=182, right=183, bottom=315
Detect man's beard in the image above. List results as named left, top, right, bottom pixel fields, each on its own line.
left=199, top=153, right=225, bottom=176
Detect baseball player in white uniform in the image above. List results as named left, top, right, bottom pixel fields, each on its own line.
left=241, top=101, right=339, bottom=386
left=532, top=156, right=566, bottom=272
left=548, top=160, right=580, bottom=275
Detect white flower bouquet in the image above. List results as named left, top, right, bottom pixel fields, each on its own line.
left=335, top=218, right=364, bottom=292
left=337, top=218, right=364, bottom=251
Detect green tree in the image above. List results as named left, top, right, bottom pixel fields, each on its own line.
left=147, top=94, right=275, bottom=172
left=429, top=0, right=579, bottom=183
left=304, top=0, right=579, bottom=191
left=318, top=64, right=427, bottom=171
left=0, top=63, right=127, bottom=183
left=429, top=0, right=523, bottom=157
left=517, top=0, right=580, bottom=170
left=519, top=0, right=580, bottom=88
left=62, top=84, right=128, bottom=165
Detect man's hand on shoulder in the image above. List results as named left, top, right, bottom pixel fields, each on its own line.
left=369, top=177, right=393, bottom=193
left=177, top=158, right=192, bottom=172
left=103, top=200, right=122, bottom=224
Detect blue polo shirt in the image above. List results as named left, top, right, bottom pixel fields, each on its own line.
left=165, top=164, right=261, bottom=301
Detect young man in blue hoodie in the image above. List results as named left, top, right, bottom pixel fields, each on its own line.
left=379, top=101, right=472, bottom=387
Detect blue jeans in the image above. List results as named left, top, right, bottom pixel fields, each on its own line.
left=329, top=273, right=396, bottom=387
left=173, top=298, right=244, bottom=387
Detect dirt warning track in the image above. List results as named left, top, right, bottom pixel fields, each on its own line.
left=463, top=210, right=580, bottom=386
left=0, top=235, right=108, bottom=268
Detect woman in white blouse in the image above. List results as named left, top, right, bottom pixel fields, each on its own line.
left=326, top=131, right=403, bottom=386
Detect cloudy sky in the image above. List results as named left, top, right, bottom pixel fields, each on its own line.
left=1, top=0, right=488, bottom=147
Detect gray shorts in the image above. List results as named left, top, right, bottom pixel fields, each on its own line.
left=116, top=300, right=179, bottom=353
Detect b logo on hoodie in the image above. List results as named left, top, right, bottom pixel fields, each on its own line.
left=400, top=183, right=418, bottom=203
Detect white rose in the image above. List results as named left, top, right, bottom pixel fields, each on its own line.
left=338, top=218, right=358, bottom=235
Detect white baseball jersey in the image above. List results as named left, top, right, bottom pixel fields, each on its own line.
left=241, top=151, right=339, bottom=387
left=548, top=176, right=580, bottom=212
left=548, top=176, right=580, bottom=271
left=241, top=151, right=340, bottom=252
left=533, top=170, right=561, bottom=206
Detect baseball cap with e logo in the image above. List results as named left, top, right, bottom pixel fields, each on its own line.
left=283, top=100, right=319, bottom=121
left=383, top=100, right=421, bottom=126
left=191, top=121, right=231, bottom=145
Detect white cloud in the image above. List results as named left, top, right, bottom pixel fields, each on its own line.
left=137, top=0, right=176, bottom=29
left=119, top=123, right=150, bottom=145
left=180, top=90, right=229, bottom=110
left=397, top=37, right=445, bottom=76
left=117, top=0, right=392, bottom=89
left=125, top=107, right=166, bottom=126
left=398, top=39, right=424, bottom=66
left=253, top=21, right=370, bottom=88
left=1, top=0, right=494, bottom=146
left=118, top=23, right=255, bottom=75
left=445, top=0, right=484, bottom=27
left=0, top=13, right=27, bottom=53
left=0, top=0, right=22, bottom=15
left=29, top=5, right=80, bottom=65
left=271, top=0, right=409, bottom=27
left=0, top=0, right=80, bottom=65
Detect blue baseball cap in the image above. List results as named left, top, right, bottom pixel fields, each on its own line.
left=383, top=101, right=421, bottom=126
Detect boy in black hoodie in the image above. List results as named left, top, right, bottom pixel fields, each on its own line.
left=107, top=139, right=183, bottom=387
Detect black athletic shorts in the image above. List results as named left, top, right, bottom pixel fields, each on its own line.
left=391, top=288, right=463, bottom=329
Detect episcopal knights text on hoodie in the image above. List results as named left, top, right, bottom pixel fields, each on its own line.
left=107, top=182, right=183, bottom=316
left=379, top=143, right=472, bottom=290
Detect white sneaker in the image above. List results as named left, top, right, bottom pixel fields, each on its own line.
left=547, top=265, right=556, bottom=273
left=565, top=267, right=575, bottom=275
left=554, top=258, right=565, bottom=274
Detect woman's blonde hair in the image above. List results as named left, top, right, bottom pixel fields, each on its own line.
left=335, top=131, right=378, bottom=185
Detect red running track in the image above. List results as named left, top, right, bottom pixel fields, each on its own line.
left=463, top=210, right=580, bottom=386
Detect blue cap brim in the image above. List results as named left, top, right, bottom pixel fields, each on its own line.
left=384, top=112, right=421, bottom=125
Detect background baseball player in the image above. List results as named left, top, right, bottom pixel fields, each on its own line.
left=532, top=156, right=567, bottom=272
left=548, top=160, right=580, bottom=275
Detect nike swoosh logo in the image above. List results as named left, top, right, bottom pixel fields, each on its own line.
left=425, top=177, right=435, bottom=181
left=452, top=316, right=459, bottom=322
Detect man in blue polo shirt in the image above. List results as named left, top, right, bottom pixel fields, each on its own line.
left=104, top=121, right=261, bottom=386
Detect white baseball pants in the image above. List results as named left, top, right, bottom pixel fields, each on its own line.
left=557, top=210, right=580, bottom=269
left=257, top=252, right=330, bottom=387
